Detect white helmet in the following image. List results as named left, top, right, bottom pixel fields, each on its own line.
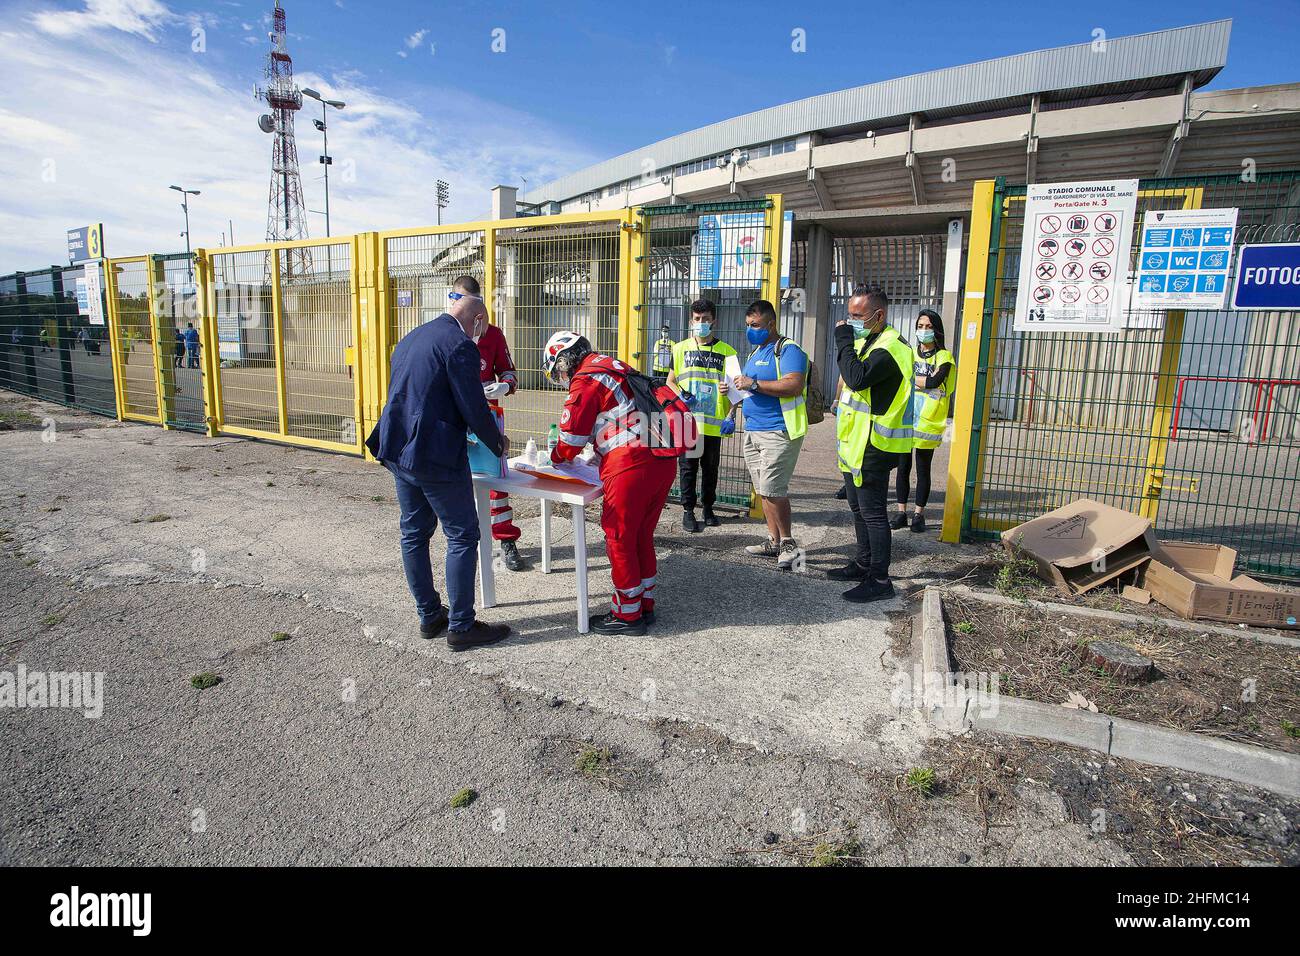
left=543, top=330, right=591, bottom=384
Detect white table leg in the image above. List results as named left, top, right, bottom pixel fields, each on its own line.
left=540, top=498, right=552, bottom=574
left=474, top=483, right=496, bottom=608
left=572, top=502, right=589, bottom=633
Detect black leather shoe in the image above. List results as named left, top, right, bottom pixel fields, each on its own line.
left=889, top=511, right=908, bottom=530
left=643, top=609, right=656, bottom=626
left=842, top=578, right=896, bottom=604
left=446, top=620, right=511, bottom=652
left=419, top=611, right=449, bottom=639
left=834, top=486, right=848, bottom=500
left=682, top=511, right=700, bottom=533
left=910, top=512, right=926, bottom=533
left=590, top=612, right=647, bottom=636
left=701, top=511, right=721, bottom=527
left=826, top=562, right=870, bottom=581
left=501, top=540, right=527, bottom=571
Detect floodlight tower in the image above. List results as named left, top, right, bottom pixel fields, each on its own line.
left=256, top=1, right=311, bottom=277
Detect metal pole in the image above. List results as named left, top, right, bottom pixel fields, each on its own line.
left=321, top=100, right=331, bottom=238
left=182, top=194, right=193, bottom=282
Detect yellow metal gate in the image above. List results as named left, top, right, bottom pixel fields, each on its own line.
left=201, top=237, right=363, bottom=454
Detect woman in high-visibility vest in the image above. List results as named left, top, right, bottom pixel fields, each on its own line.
left=893, top=309, right=955, bottom=533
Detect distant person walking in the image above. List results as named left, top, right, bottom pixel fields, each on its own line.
left=183, top=323, right=201, bottom=369
left=173, top=328, right=185, bottom=368
left=39, top=328, right=51, bottom=352
left=365, top=289, right=511, bottom=652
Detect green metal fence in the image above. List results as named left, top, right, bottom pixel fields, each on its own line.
left=0, top=264, right=117, bottom=417
left=962, top=171, right=1300, bottom=580
left=636, top=200, right=777, bottom=509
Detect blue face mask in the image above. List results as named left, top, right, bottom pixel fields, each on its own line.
left=917, top=328, right=936, bottom=344
left=746, top=326, right=768, bottom=346
left=693, top=322, right=712, bottom=338
left=848, top=319, right=867, bottom=336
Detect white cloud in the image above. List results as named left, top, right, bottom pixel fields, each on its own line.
left=0, top=16, right=600, bottom=270
left=32, top=0, right=174, bottom=42
left=404, top=28, right=427, bottom=49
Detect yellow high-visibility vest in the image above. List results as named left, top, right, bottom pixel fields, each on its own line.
left=912, top=346, right=955, bottom=450
left=671, top=337, right=737, bottom=437
left=836, top=326, right=914, bottom=485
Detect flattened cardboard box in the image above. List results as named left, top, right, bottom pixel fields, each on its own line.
left=1141, top=541, right=1299, bottom=630
left=1001, top=498, right=1155, bottom=595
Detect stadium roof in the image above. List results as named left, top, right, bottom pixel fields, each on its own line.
left=533, top=20, right=1232, bottom=204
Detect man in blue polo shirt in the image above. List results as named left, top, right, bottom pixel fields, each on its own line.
left=721, top=299, right=808, bottom=572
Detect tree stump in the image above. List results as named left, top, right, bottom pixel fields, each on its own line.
left=1083, top=641, right=1155, bottom=682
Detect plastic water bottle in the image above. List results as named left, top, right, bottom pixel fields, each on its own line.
left=547, top=423, right=559, bottom=461
left=524, top=437, right=537, bottom=465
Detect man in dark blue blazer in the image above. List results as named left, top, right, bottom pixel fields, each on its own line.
left=366, top=277, right=511, bottom=651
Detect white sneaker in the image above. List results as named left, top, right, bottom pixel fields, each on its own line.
left=776, top=538, right=802, bottom=572
left=745, top=537, right=779, bottom=557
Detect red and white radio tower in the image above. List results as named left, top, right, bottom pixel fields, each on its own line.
left=256, top=1, right=310, bottom=276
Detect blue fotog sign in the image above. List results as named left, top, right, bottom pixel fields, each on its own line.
left=1231, top=244, right=1300, bottom=310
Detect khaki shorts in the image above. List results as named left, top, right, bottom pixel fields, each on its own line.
left=742, top=429, right=804, bottom=498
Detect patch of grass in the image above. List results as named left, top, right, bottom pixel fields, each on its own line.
left=808, top=839, right=862, bottom=867
left=40, top=612, right=63, bottom=627
left=265, top=481, right=275, bottom=487
left=575, top=745, right=612, bottom=777
left=145, top=514, right=171, bottom=523
left=190, top=672, right=222, bottom=690
left=993, top=546, right=1041, bottom=599
left=450, top=787, right=478, bottom=808
left=904, top=767, right=936, bottom=797
left=370, top=495, right=384, bottom=502
left=271, top=632, right=292, bottom=642
left=955, top=621, right=974, bottom=634
left=1282, top=719, right=1300, bottom=739
left=24, top=559, right=38, bottom=568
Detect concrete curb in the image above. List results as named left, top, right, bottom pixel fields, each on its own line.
left=944, top=583, right=1300, bottom=650
left=912, top=587, right=1300, bottom=799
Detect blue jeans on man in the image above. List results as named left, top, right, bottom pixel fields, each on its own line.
left=387, top=462, right=480, bottom=631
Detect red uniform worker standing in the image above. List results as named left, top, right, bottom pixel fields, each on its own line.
left=476, top=321, right=526, bottom=570
left=545, top=331, right=676, bottom=636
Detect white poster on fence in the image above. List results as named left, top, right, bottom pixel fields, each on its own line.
left=1013, top=179, right=1138, bottom=333
left=82, top=260, right=105, bottom=326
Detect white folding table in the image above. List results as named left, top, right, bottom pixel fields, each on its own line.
left=471, top=466, right=604, bottom=633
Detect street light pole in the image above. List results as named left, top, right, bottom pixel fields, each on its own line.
left=436, top=180, right=450, bottom=225
left=302, top=88, right=345, bottom=238
left=169, top=185, right=200, bottom=283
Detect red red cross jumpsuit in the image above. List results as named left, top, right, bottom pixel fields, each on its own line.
left=550, top=353, right=677, bottom=622
left=477, top=323, right=520, bottom=542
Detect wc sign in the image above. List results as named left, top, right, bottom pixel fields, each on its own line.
left=1232, top=243, right=1300, bottom=310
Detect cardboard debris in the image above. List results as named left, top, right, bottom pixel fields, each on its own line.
left=1141, top=542, right=1299, bottom=630
left=1003, top=501, right=1299, bottom=630
left=1121, top=585, right=1152, bottom=605
left=1001, top=498, right=1155, bottom=595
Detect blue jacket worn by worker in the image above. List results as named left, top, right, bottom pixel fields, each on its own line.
left=366, top=313, right=504, bottom=478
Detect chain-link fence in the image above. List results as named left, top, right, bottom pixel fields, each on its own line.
left=959, top=172, right=1300, bottom=579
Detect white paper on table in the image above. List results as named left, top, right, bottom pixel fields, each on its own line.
left=508, top=455, right=600, bottom=487
left=724, top=354, right=753, bottom=402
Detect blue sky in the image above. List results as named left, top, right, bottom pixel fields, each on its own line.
left=0, top=0, right=1297, bottom=269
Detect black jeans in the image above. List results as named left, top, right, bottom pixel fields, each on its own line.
left=679, top=433, right=721, bottom=512
left=842, top=444, right=897, bottom=579
left=896, top=447, right=936, bottom=507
